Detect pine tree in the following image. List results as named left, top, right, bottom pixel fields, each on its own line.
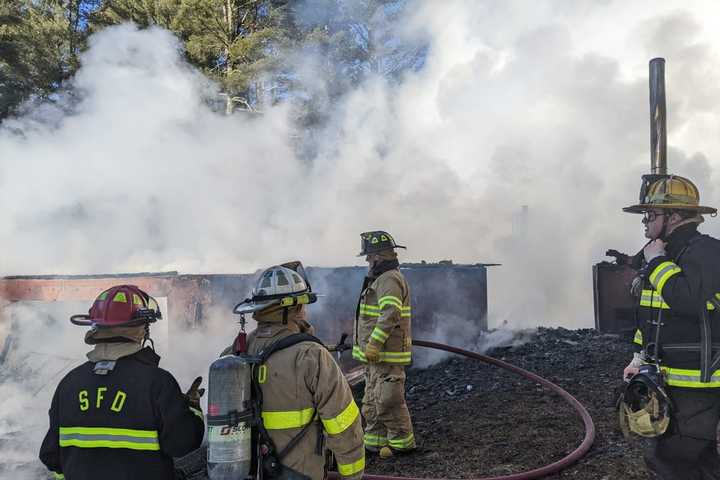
left=0, top=0, right=97, bottom=119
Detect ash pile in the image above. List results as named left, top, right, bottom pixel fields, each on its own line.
left=362, top=327, right=649, bottom=479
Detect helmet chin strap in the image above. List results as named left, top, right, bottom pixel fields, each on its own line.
left=142, top=324, right=155, bottom=351
left=655, top=212, right=671, bottom=241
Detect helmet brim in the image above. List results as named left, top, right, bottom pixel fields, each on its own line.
left=623, top=203, right=717, bottom=215
left=356, top=245, right=407, bottom=257
left=233, top=299, right=281, bottom=315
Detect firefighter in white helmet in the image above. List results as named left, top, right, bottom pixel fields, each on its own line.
left=352, top=231, right=415, bottom=458
left=224, top=261, right=364, bottom=480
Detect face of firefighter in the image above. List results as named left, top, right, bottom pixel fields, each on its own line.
left=293, top=304, right=307, bottom=323
left=365, top=253, right=382, bottom=270
left=643, top=209, right=667, bottom=240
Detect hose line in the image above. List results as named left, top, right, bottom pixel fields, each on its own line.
left=330, top=339, right=596, bottom=480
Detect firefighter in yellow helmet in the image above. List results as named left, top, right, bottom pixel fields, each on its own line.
left=617, top=175, right=720, bottom=479
left=352, top=231, right=415, bottom=458
left=225, top=262, right=364, bottom=480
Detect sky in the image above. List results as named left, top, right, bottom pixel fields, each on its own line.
left=4, top=1, right=720, bottom=475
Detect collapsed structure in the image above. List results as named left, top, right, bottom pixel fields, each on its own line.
left=0, top=262, right=491, bottom=367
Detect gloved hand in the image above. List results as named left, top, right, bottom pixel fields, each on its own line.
left=365, top=342, right=381, bottom=363
left=185, top=376, right=205, bottom=410
left=623, top=353, right=643, bottom=381
left=606, top=249, right=630, bottom=265
left=643, top=239, right=667, bottom=263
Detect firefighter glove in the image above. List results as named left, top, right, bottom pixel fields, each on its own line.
left=185, top=376, right=205, bottom=410
left=606, top=249, right=630, bottom=265
left=365, top=341, right=381, bottom=363
left=643, top=239, right=666, bottom=263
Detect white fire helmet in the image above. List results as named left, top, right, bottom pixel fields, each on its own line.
left=234, top=263, right=318, bottom=316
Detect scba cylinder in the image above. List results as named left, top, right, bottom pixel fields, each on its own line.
left=207, top=354, right=253, bottom=480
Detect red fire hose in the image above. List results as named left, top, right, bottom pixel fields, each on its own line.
left=330, top=339, right=596, bottom=480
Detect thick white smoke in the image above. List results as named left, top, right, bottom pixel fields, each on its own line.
left=5, top=1, right=720, bottom=476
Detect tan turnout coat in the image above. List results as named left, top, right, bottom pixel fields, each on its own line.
left=229, top=322, right=364, bottom=480
left=352, top=268, right=412, bottom=365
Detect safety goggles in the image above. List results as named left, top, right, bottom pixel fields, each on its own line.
left=642, top=211, right=666, bottom=223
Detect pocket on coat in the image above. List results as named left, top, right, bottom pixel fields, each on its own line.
left=378, top=375, right=404, bottom=411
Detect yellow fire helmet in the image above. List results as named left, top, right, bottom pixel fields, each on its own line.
left=617, top=366, right=672, bottom=438
left=623, top=175, right=716, bottom=214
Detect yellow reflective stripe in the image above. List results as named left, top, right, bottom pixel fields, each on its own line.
left=378, top=296, right=402, bottom=310
left=401, top=306, right=412, bottom=318
left=370, top=327, right=389, bottom=343
left=59, top=426, right=160, bottom=451
left=649, top=261, right=682, bottom=294
left=353, top=346, right=411, bottom=364
left=59, top=426, right=158, bottom=438
left=322, top=400, right=359, bottom=435
left=59, top=439, right=160, bottom=450
left=363, top=433, right=387, bottom=446
left=388, top=433, right=415, bottom=449
left=359, top=305, right=381, bottom=317
left=633, top=329, right=643, bottom=346
left=379, top=351, right=412, bottom=364
left=378, top=295, right=402, bottom=305
left=190, top=407, right=204, bottom=420
left=53, top=473, right=64, bottom=480
left=352, top=345, right=367, bottom=363
left=639, top=293, right=670, bottom=309
left=661, top=367, right=720, bottom=388
left=262, top=407, right=315, bottom=430
left=360, top=303, right=379, bottom=310
left=338, top=455, right=365, bottom=477
left=640, top=290, right=717, bottom=310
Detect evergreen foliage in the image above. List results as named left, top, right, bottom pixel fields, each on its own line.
left=0, top=0, right=96, bottom=118
left=0, top=0, right=421, bottom=120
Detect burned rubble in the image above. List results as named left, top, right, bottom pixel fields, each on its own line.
left=358, top=327, right=649, bottom=479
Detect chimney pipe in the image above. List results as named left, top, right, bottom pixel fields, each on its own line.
left=649, top=58, right=667, bottom=175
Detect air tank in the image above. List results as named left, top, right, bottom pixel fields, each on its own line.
left=207, top=354, right=253, bottom=479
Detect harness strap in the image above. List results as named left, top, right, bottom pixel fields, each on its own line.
left=255, top=333, right=326, bottom=466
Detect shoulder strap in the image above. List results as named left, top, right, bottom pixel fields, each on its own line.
left=255, top=333, right=326, bottom=465
left=257, top=333, right=324, bottom=364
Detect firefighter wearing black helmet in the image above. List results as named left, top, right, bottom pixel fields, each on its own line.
left=39, top=285, right=205, bottom=480
left=617, top=176, right=720, bottom=479
left=353, top=231, right=415, bottom=458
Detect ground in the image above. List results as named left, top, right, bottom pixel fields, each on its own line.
left=173, top=327, right=652, bottom=480
left=359, top=327, right=650, bottom=479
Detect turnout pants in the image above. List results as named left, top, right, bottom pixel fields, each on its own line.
left=361, top=363, right=415, bottom=452
left=644, top=387, right=720, bottom=480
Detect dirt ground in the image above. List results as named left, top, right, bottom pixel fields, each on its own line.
left=359, top=327, right=650, bottom=479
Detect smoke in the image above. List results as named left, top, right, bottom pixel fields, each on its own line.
left=5, top=0, right=720, bottom=475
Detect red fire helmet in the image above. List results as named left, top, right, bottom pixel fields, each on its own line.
left=70, top=285, right=162, bottom=328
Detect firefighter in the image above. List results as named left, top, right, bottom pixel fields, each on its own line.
left=352, top=231, right=415, bottom=458
left=619, top=175, right=720, bottom=479
left=228, top=262, right=364, bottom=480
left=39, top=285, right=205, bottom=480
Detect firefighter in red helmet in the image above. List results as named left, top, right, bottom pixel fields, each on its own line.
left=39, top=285, right=205, bottom=480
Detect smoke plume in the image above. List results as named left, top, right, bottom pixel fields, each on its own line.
left=5, top=1, right=720, bottom=476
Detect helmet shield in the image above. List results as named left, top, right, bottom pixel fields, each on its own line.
left=358, top=231, right=406, bottom=257
left=234, top=262, right=318, bottom=316
left=70, top=285, right=161, bottom=328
